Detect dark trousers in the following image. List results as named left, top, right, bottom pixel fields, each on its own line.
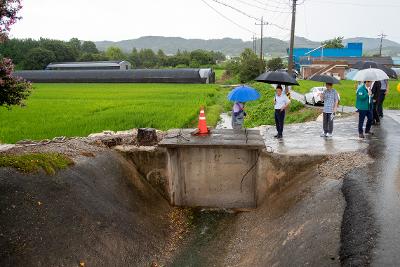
left=275, top=109, right=285, bottom=136
left=373, top=100, right=380, bottom=123
left=377, top=90, right=386, bottom=117
left=358, top=110, right=373, bottom=134
left=323, top=113, right=334, bottom=134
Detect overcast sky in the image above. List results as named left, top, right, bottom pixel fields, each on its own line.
left=9, top=0, right=400, bottom=43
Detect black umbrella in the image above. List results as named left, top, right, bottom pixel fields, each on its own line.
left=353, top=61, right=397, bottom=79
left=309, top=74, right=340, bottom=84
left=255, top=71, right=299, bottom=86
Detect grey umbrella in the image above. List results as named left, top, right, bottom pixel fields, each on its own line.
left=353, top=61, right=397, bottom=79
left=255, top=71, right=299, bottom=85
left=309, top=74, right=340, bottom=84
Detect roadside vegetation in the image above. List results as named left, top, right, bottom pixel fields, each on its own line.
left=295, top=80, right=400, bottom=109
left=0, top=153, right=73, bottom=175
left=0, top=83, right=229, bottom=143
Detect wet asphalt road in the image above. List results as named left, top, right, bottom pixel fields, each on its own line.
left=340, top=114, right=400, bottom=266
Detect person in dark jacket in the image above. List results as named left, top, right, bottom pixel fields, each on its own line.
left=356, top=81, right=373, bottom=138
left=371, top=80, right=381, bottom=125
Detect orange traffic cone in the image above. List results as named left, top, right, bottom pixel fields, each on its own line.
left=197, top=107, right=209, bottom=134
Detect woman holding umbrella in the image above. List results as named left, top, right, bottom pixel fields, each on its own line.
left=227, top=85, right=260, bottom=130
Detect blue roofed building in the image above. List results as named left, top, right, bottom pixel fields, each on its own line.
left=292, top=43, right=363, bottom=71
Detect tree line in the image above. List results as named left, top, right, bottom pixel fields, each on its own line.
left=0, top=38, right=226, bottom=70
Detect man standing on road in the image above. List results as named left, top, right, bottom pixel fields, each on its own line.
left=377, top=79, right=389, bottom=118
left=319, top=83, right=339, bottom=138
left=274, top=85, right=290, bottom=139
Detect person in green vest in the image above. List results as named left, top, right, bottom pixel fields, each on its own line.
left=356, top=81, right=373, bottom=138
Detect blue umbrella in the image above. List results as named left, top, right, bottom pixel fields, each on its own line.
left=227, top=85, right=260, bottom=102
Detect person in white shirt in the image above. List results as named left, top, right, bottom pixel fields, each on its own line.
left=274, top=85, right=291, bottom=139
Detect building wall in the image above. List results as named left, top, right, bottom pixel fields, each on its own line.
left=302, top=66, right=346, bottom=79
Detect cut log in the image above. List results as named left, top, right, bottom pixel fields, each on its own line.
left=137, top=128, right=158, bottom=146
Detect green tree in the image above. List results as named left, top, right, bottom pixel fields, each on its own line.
left=68, top=37, right=81, bottom=59
left=105, top=46, right=125, bottom=60
left=81, top=41, right=99, bottom=54
left=139, top=49, right=157, bottom=68
left=321, top=37, right=344, bottom=48
left=23, top=47, right=56, bottom=70
left=157, top=49, right=167, bottom=67
left=266, top=57, right=284, bottom=71
left=39, top=38, right=77, bottom=62
left=238, top=48, right=265, bottom=83
left=128, top=48, right=140, bottom=68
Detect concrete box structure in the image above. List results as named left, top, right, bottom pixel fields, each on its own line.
left=159, top=129, right=265, bottom=209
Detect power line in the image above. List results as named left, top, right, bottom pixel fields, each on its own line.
left=307, top=0, right=400, bottom=7
left=210, top=0, right=291, bottom=31
left=200, top=0, right=257, bottom=35
left=231, top=0, right=291, bottom=13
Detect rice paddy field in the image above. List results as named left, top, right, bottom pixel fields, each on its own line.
left=0, top=83, right=227, bottom=144
left=295, top=80, right=400, bottom=109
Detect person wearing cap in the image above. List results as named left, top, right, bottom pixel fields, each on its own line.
left=274, top=85, right=290, bottom=139
left=319, top=83, right=339, bottom=138
left=356, top=81, right=374, bottom=138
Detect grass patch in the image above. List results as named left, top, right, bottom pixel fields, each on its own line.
left=0, top=153, right=74, bottom=175
left=295, top=80, right=400, bottom=109
left=0, top=83, right=229, bottom=143
left=243, top=82, right=321, bottom=128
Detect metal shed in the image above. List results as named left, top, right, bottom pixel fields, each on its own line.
left=13, top=69, right=211, bottom=84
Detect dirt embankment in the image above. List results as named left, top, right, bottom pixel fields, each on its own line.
left=0, top=149, right=189, bottom=267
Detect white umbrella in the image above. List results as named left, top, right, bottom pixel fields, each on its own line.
left=352, top=68, right=389, bottom=81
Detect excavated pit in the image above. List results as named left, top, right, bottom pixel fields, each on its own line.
left=0, top=116, right=372, bottom=266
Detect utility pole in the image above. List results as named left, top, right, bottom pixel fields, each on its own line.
left=288, top=0, right=297, bottom=74
left=378, top=33, right=387, bottom=57
left=252, top=35, right=257, bottom=53
left=255, top=17, right=268, bottom=61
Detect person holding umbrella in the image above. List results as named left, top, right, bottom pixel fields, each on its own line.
left=227, top=85, right=260, bottom=130
left=274, top=85, right=290, bottom=139
left=353, top=68, right=390, bottom=138
left=356, top=81, right=374, bottom=138
left=310, top=75, right=340, bottom=138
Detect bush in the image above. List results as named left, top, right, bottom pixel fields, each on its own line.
left=0, top=58, right=32, bottom=108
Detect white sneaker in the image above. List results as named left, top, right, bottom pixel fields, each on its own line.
left=320, top=132, right=326, bottom=137
left=326, top=133, right=333, bottom=138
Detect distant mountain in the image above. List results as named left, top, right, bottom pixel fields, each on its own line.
left=94, top=36, right=400, bottom=57
left=343, top=37, right=400, bottom=51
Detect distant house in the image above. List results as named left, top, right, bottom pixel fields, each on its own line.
left=301, top=60, right=348, bottom=80
left=46, top=61, right=131, bottom=71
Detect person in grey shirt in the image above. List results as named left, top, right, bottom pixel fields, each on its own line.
left=319, top=83, right=339, bottom=138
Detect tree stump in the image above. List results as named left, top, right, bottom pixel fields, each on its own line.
left=137, top=128, right=158, bottom=146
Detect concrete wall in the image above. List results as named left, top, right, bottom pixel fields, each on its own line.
left=166, top=147, right=259, bottom=208
left=115, top=145, right=326, bottom=209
